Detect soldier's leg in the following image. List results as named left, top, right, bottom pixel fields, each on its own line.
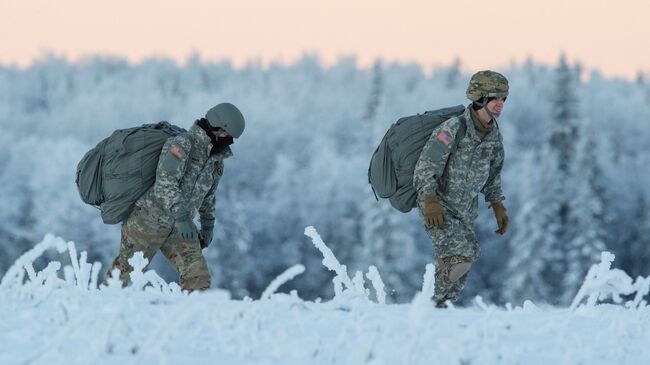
left=433, top=255, right=472, bottom=306
left=106, top=207, right=170, bottom=286
left=424, top=214, right=480, bottom=306
left=160, top=233, right=211, bottom=292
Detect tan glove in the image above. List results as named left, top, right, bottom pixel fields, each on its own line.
left=423, top=195, right=445, bottom=229
left=491, top=201, right=509, bottom=235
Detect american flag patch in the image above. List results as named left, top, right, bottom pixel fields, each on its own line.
left=170, top=145, right=186, bottom=159
left=436, top=131, right=452, bottom=146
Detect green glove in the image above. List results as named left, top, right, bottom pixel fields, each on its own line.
left=174, top=211, right=198, bottom=241
left=423, top=195, right=445, bottom=229
left=491, top=201, right=509, bottom=235
left=199, top=227, right=214, bottom=249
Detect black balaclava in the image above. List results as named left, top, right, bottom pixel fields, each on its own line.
left=197, top=118, right=234, bottom=155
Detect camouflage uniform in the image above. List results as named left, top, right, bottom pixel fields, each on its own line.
left=414, top=106, right=505, bottom=303
left=108, top=122, right=231, bottom=291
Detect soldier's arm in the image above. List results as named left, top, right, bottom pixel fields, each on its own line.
left=153, top=135, right=192, bottom=217
left=198, top=163, right=223, bottom=229
left=481, top=145, right=505, bottom=203
left=413, top=118, right=461, bottom=199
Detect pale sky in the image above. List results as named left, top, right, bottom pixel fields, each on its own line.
left=1, top=0, right=648, bottom=79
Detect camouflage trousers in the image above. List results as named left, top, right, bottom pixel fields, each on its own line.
left=107, top=206, right=211, bottom=291
left=418, top=203, right=480, bottom=304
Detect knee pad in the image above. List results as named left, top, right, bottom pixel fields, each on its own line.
left=439, top=256, right=472, bottom=283
left=182, top=275, right=211, bottom=292
left=448, top=262, right=471, bottom=282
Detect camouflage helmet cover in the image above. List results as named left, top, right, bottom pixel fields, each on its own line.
left=466, top=70, right=509, bottom=102
left=205, top=102, right=245, bottom=138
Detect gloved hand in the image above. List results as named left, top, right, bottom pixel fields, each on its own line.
left=199, top=227, right=214, bottom=249
left=423, top=195, right=445, bottom=229
left=174, top=211, right=198, bottom=241
left=491, top=201, right=509, bottom=235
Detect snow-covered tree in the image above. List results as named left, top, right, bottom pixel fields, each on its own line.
left=364, top=60, right=383, bottom=123
left=562, top=123, right=608, bottom=302
left=550, top=53, right=579, bottom=177
left=504, top=149, right=564, bottom=303
left=618, top=192, right=650, bottom=279
left=505, top=55, right=585, bottom=304
left=209, top=189, right=255, bottom=298
left=445, top=57, right=462, bottom=89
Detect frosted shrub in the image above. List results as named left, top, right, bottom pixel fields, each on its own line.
left=124, top=252, right=183, bottom=295
left=66, top=240, right=102, bottom=291
left=0, top=234, right=183, bottom=297
left=305, top=226, right=388, bottom=303
left=1, top=234, right=69, bottom=291
left=571, top=251, right=649, bottom=310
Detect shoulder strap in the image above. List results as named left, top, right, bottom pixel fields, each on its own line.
left=449, top=113, right=467, bottom=155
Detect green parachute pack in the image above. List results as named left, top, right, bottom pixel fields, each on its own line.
left=75, top=122, right=185, bottom=224
left=368, top=105, right=467, bottom=213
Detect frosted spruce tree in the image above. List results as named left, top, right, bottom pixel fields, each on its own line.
left=542, top=54, right=584, bottom=302
left=561, top=123, right=608, bottom=303
left=0, top=150, right=36, bottom=272
left=209, top=189, right=255, bottom=298
left=503, top=150, right=556, bottom=302
left=358, top=61, right=420, bottom=301
left=505, top=54, right=581, bottom=304
left=445, top=57, right=462, bottom=89
left=618, top=192, right=650, bottom=278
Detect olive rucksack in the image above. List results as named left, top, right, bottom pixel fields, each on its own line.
left=368, top=105, right=467, bottom=213
left=75, top=122, right=185, bottom=224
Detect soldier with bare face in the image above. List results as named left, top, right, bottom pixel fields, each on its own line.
left=414, top=71, right=510, bottom=307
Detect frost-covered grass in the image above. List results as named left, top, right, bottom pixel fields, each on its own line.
left=1, top=229, right=649, bottom=365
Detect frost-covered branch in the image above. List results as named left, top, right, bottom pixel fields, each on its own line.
left=366, top=265, right=386, bottom=304
left=304, top=226, right=370, bottom=301
left=411, top=263, right=435, bottom=306
left=261, top=264, right=305, bottom=300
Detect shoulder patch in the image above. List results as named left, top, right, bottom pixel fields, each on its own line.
left=436, top=131, right=452, bottom=146
left=216, top=164, right=224, bottom=176
left=426, top=130, right=453, bottom=161
left=170, top=145, right=186, bottom=159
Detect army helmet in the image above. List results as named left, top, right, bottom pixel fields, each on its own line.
left=466, top=70, right=509, bottom=102
left=205, top=103, right=245, bottom=138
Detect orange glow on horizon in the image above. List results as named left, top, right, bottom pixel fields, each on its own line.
left=0, top=0, right=648, bottom=80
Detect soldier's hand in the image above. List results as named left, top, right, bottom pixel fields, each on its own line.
left=199, top=228, right=214, bottom=249
left=174, top=216, right=198, bottom=241
left=423, top=195, right=445, bottom=229
left=491, top=201, right=508, bottom=235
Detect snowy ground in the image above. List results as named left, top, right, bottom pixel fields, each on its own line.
left=1, top=229, right=649, bottom=365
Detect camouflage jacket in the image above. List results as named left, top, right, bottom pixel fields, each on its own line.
left=136, top=122, right=232, bottom=228
left=413, top=106, right=505, bottom=220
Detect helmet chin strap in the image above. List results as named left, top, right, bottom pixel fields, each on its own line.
left=474, top=98, right=498, bottom=125
left=483, top=105, right=498, bottom=123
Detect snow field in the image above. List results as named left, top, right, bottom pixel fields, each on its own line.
left=0, top=230, right=649, bottom=365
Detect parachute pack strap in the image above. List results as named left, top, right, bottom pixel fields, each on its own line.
left=368, top=155, right=382, bottom=201
left=450, top=114, right=467, bottom=154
